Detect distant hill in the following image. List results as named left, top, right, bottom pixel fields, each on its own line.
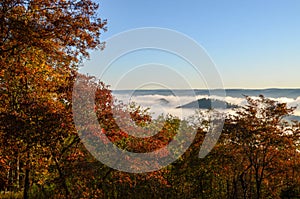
left=283, top=115, right=300, bottom=122
left=157, top=98, right=170, bottom=105
left=176, top=98, right=239, bottom=109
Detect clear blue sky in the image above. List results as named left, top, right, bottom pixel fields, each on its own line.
left=88, top=0, right=300, bottom=89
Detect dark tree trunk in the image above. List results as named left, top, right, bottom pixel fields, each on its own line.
left=23, top=152, right=30, bottom=199
left=54, top=158, right=70, bottom=198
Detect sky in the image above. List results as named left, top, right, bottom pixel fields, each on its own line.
left=82, top=0, right=300, bottom=89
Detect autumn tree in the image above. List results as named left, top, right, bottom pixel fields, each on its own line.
left=215, top=96, right=300, bottom=198
left=164, top=96, right=300, bottom=199
left=0, top=0, right=106, bottom=198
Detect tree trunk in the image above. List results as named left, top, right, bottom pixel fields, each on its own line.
left=23, top=151, right=30, bottom=199
left=233, top=178, right=238, bottom=199
left=23, top=167, right=30, bottom=199
left=17, top=152, right=20, bottom=191
left=255, top=168, right=261, bottom=199
left=240, top=173, right=248, bottom=199
left=54, top=158, right=70, bottom=198
left=6, top=161, right=11, bottom=192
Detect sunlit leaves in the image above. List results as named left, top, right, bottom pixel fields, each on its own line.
left=0, top=0, right=106, bottom=197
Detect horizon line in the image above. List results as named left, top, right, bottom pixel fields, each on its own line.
left=112, top=87, right=300, bottom=91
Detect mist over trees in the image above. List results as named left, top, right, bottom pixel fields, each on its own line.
left=1, top=0, right=300, bottom=198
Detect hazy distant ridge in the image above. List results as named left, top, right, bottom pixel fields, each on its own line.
left=176, top=98, right=238, bottom=109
